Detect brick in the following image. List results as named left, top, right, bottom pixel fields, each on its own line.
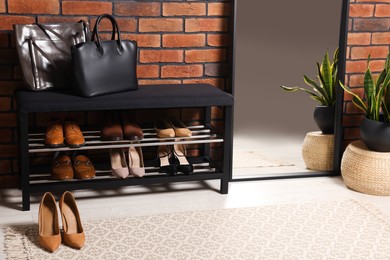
left=0, top=160, right=12, bottom=174
left=343, top=127, right=361, bottom=140
left=347, top=33, right=371, bottom=45
left=140, top=50, right=183, bottom=63
left=186, top=18, right=228, bottom=32
left=207, top=34, right=230, bottom=46
left=0, top=49, right=18, bottom=65
left=90, top=18, right=137, bottom=33
left=139, top=79, right=181, bottom=85
left=115, top=2, right=161, bottom=17
left=0, top=65, right=12, bottom=79
left=0, top=113, right=17, bottom=127
left=343, top=115, right=364, bottom=127
left=183, top=78, right=224, bottom=88
left=161, top=65, right=203, bottom=78
left=163, top=3, right=206, bottom=16
left=0, top=97, right=11, bottom=111
left=139, top=18, right=183, bottom=32
left=346, top=60, right=367, bottom=73
left=348, top=74, right=365, bottom=87
left=122, top=34, right=161, bottom=48
left=137, top=65, right=159, bottom=78
left=0, top=144, right=17, bottom=157
left=0, top=0, right=5, bottom=13
left=208, top=3, right=231, bottom=16
left=0, top=16, right=35, bottom=30
left=346, top=101, right=365, bottom=114
left=349, top=4, right=374, bottom=17
left=356, top=0, right=390, bottom=2
left=37, top=16, right=88, bottom=23
left=372, top=32, right=390, bottom=44
left=0, top=81, right=24, bottom=94
left=62, top=1, right=112, bottom=15
left=351, top=46, right=389, bottom=60
left=205, top=63, right=229, bottom=76
left=185, top=49, right=226, bottom=63
left=370, top=60, right=386, bottom=72
left=162, top=34, right=205, bottom=48
left=0, top=33, right=8, bottom=47
left=375, top=4, right=390, bottom=17
left=0, top=129, right=12, bottom=143
left=354, top=18, right=390, bottom=32
left=8, top=0, right=59, bottom=14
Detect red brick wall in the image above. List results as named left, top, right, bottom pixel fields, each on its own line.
left=344, top=0, right=390, bottom=146
left=0, top=0, right=232, bottom=187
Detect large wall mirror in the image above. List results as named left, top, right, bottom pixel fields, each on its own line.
left=231, top=0, right=349, bottom=180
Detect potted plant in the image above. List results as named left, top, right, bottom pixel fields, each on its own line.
left=281, top=48, right=339, bottom=134
left=340, top=53, right=390, bottom=152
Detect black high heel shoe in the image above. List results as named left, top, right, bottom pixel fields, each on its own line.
left=173, top=144, right=193, bottom=174
left=157, top=145, right=177, bottom=175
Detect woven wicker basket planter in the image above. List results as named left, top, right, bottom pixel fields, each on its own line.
left=341, top=140, right=390, bottom=196
left=301, top=131, right=334, bottom=171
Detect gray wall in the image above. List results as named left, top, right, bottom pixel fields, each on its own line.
left=234, top=0, right=342, bottom=136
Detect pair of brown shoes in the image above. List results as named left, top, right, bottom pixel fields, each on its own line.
left=45, top=119, right=85, bottom=148
left=52, top=152, right=95, bottom=180
left=155, top=117, right=192, bottom=138
left=38, top=191, right=85, bottom=252
left=101, top=113, right=143, bottom=141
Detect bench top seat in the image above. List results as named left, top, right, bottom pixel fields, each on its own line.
left=16, top=84, right=234, bottom=113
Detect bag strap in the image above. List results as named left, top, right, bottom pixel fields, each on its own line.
left=91, top=14, right=123, bottom=56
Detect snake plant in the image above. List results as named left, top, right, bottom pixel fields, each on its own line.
left=281, top=48, right=339, bottom=106
left=340, top=53, right=390, bottom=122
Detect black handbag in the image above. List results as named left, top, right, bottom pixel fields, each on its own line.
left=14, top=21, right=89, bottom=91
left=71, top=14, right=138, bottom=97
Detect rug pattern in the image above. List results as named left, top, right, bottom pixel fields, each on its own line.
left=4, top=200, right=390, bottom=259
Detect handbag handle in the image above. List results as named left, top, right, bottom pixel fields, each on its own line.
left=91, top=14, right=123, bottom=56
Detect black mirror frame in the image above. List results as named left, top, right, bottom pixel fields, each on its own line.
left=229, top=0, right=350, bottom=181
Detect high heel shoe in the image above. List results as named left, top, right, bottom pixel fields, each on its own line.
left=155, top=118, right=175, bottom=138
left=38, top=192, right=61, bottom=252
left=110, top=148, right=129, bottom=179
left=173, top=144, right=193, bottom=174
left=168, top=117, right=192, bottom=137
left=157, top=145, right=177, bottom=175
left=128, top=145, right=145, bottom=177
left=59, top=191, right=85, bottom=249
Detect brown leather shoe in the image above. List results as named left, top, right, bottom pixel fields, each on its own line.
left=59, top=191, right=85, bottom=249
left=123, top=122, right=143, bottom=140
left=44, top=119, right=64, bottom=147
left=52, top=153, right=74, bottom=180
left=101, top=113, right=123, bottom=141
left=73, top=154, right=96, bottom=179
left=63, top=119, right=85, bottom=148
left=38, top=192, right=61, bottom=252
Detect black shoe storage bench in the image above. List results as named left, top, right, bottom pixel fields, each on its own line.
left=16, top=84, right=234, bottom=211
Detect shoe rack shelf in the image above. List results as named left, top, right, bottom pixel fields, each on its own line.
left=28, top=125, right=223, bottom=153
left=16, top=84, right=234, bottom=211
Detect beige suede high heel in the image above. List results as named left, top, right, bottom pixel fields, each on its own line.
left=110, top=148, right=129, bottom=179
left=38, top=192, right=61, bottom=252
left=59, top=191, right=85, bottom=249
left=128, top=146, right=145, bottom=177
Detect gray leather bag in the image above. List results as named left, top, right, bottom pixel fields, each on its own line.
left=14, top=21, right=89, bottom=91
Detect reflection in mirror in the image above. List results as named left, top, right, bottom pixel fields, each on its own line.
left=232, top=0, right=343, bottom=179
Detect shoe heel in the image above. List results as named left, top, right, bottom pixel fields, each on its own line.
left=110, top=148, right=129, bottom=179
left=59, top=191, right=85, bottom=249
left=173, top=144, right=193, bottom=174
left=38, top=192, right=61, bottom=252
left=128, top=145, right=145, bottom=177
left=158, top=145, right=176, bottom=175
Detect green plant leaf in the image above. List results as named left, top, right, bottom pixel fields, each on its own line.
left=375, top=69, right=387, bottom=94
left=339, top=81, right=368, bottom=113
left=320, top=51, right=333, bottom=100
left=280, top=85, right=326, bottom=105
left=363, top=67, right=375, bottom=108
left=382, top=100, right=390, bottom=123
left=303, top=75, right=331, bottom=105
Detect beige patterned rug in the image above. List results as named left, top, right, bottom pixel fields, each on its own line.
left=233, top=151, right=294, bottom=168
left=3, top=200, right=390, bottom=259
